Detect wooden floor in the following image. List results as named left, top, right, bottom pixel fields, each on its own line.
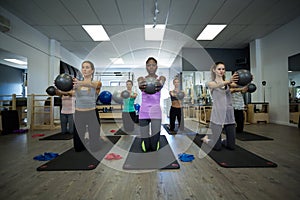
left=0, top=120, right=300, bottom=200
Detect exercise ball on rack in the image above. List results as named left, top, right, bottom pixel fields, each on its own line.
left=98, top=91, right=112, bottom=105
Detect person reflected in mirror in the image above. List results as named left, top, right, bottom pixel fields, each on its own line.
left=169, top=77, right=185, bottom=134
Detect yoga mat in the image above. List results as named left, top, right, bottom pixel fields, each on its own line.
left=162, top=124, right=198, bottom=135
left=37, top=136, right=121, bottom=171
left=123, top=135, right=180, bottom=170
left=235, top=131, right=273, bottom=141
left=113, top=128, right=128, bottom=135
left=113, top=125, right=140, bottom=136
left=189, top=134, right=277, bottom=168
left=39, top=132, right=73, bottom=140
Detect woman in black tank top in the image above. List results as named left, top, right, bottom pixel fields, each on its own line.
left=168, top=77, right=185, bottom=134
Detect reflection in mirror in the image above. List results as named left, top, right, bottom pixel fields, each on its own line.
left=0, top=49, right=28, bottom=127
left=288, top=53, right=300, bottom=124
left=0, top=48, right=28, bottom=97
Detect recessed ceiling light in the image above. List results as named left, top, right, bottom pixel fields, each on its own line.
left=4, top=58, right=27, bottom=65
left=145, top=24, right=166, bottom=41
left=82, top=25, right=110, bottom=41
left=197, top=24, right=227, bottom=40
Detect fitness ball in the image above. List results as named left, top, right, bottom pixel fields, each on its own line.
left=112, top=91, right=123, bottom=104
left=98, top=91, right=112, bottom=105
left=236, top=69, right=252, bottom=86
left=177, top=91, right=185, bottom=100
left=134, top=103, right=140, bottom=112
left=121, top=90, right=130, bottom=99
left=247, top=83, right=257, bottom=93
left=54, top=73, right=73, bottom=92
left=46, top=86, right=56, bottom=96
left=144, top=77, right=158, bottom=94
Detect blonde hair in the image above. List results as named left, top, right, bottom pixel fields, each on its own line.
left=173, top=77, right=180, bottom=84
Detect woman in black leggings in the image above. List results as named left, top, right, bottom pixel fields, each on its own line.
left=169, top=77, right=185, bottom=134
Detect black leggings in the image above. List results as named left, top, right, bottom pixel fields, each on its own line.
left=169, top=106, right=184, bottom=131
left=139, top=118, right=161, bottom=151
left=234, top=109, right=244, bottom=133
left=209, top=122, right=236, bottom=150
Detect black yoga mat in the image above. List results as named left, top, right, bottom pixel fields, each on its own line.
left=235, top=131, right=273, bottom=141
left=123, top=135, right=180, bottom=170
left=39, top=132, right=73, bottom=140
left=114, top=128, right=128, bottom=135
left=37, top=136, right=121, bottom=171
left=113, top=124, right=141, bottom=136
left=189, top=134, right=277, bottom=168
left=162, top=124, right=198, bottom=135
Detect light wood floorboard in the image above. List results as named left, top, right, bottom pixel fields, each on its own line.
left=0, top=121, right=299, bottom=200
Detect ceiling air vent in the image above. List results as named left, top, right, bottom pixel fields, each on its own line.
left=0, top=15, right=10, bottom=33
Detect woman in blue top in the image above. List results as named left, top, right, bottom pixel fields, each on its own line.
left=122, top=80, right=137, bottom=133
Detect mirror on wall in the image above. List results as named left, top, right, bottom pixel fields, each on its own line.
left=288, top=53, right=300, bottom=125
left=0, top=49, right=27, bottom=97
left=0, top=49, right=28, bottom=127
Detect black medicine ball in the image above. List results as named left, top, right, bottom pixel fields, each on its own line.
left=144, top=77, right=157, bottom=94
left=46, top=86, right=56, bottom=96
left=54, top=73, right=73, bottom=92
left=247, top=83, right=257, bottom=93
left=236, top=69, right=252, bottom=86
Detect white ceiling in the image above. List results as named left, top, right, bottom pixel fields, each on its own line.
left=1, top=0, right=300, bottom=69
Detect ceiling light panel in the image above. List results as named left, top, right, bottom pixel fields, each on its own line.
left=145, top=24, right=166, bottom=41
left=82, top=25, right=110, bottom=41
left=197, top=24, right=227, bottom=40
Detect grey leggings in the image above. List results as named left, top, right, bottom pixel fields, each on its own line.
left=208, top=122, right=236, bottom=150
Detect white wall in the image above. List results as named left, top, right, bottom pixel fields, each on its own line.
left=0, top=6, right=82, bottom=126
left=0, top=7, right=82, bottom=92
left=250, top=16, right=300, bottom=125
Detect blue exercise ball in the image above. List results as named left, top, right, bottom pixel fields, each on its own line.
left=98, top=91, right=112, bottom=104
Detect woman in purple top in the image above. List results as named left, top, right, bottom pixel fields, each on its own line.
left=137, top=57, right=166, bottom=152
left=202, top=62, right=239, bottom=150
